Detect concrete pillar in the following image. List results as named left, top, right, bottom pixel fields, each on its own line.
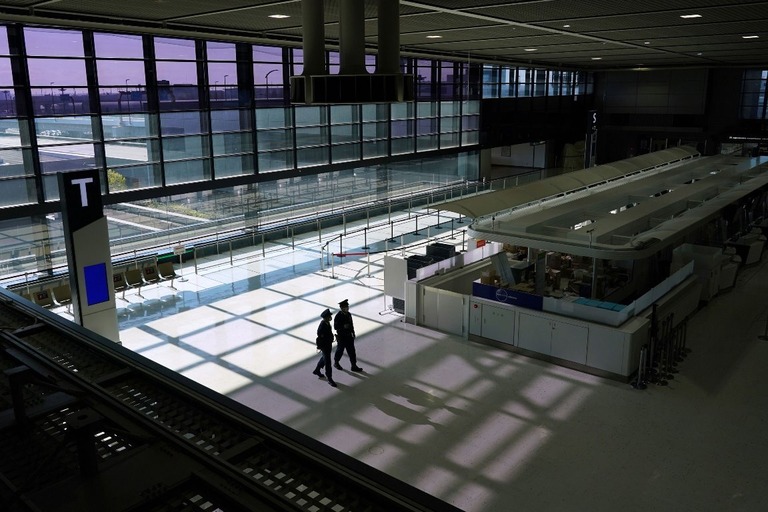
left=302, top=0, right=326, bottom=76
left=377, top=0, right=401, bottom=74
left=339, top=0, right=367, bottom=74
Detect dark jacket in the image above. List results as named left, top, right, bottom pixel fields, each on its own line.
left=316, top=319, right=334, bottom=351
left=334, top=310, right=355, bottom=340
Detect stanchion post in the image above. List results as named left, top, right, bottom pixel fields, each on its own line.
left=759, top=313, right=768, bottom=341
left=631, top=345, right=648, bottom=390
left=177, top=245, right=188, bottom=282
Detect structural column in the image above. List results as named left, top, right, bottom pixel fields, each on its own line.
left=376, top=0, right=401, bottom=75
left=339, top=0, right=367, bottom=74
left=301, top=0, right=326, bottom=76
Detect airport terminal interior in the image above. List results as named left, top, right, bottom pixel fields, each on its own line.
left=71, top=211, right=768, bottom=511
left=2, top=1, right=768, bottom=511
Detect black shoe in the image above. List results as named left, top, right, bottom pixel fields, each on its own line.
left=328, top=379, right=337, bottom=387
left=312, top=369, right=324, bottom=379
left=334, top=363, right=343, bottom=370
left=351, top=366, right=363, bottom=372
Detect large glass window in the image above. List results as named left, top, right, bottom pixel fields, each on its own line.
left=94, top=32, right=146, bottom=115
left=439, top=61, right=460, bottom=100
left=0, top=19, right=597, bottom=223
left=207, top=41, right=242, bottom=109
left=741, top=69, right=768, bottom=120
left=362, top=103, right=389, bottom=156
left=154, top=37, right=199, bottom=111
left=0, top=27, right=15, bottom=120
left=25, top=28, right=91, bottom=119
left=415, top=59, right=434, bottom=100
left=483, top=65, right=500, bottom=98
left=25, top=27, right=84, bottom=57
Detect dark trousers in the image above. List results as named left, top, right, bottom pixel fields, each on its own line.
left=334, top=337, right=357, bottom=366
left=315, top=347, right=333, bottom=379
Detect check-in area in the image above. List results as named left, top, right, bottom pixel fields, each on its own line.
left=395, top=147, right=768, bottom=379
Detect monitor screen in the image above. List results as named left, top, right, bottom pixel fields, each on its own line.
left=83, top=262, right=109, bottom=306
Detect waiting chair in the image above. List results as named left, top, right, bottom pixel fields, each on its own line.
left=32, top=289, right=54, bottom=308
left=124, top=268, right=145, bottom=298
left=51, top=283, right=73, bottom=313
left=142, top=265, right=161, bottom=294
left=157, top=262, right=178, bottom=288
left=113, top=272, right=128, bottom=299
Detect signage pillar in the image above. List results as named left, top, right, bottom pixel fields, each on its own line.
left=58, top=170, right=119, bottom=342
left=584, top=109, right=598, bottom=168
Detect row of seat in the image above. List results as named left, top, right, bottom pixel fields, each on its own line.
left=28, top=284, right=73, bottom=312
left=16, top=262, right=178, bottom=310
left=114, top=262, right=178, bottom=300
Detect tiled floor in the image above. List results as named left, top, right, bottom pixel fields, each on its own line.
left=113, top=210, right=768, bottom=512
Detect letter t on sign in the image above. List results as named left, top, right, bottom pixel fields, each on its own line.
left=70, top=177, right=94, bottom=207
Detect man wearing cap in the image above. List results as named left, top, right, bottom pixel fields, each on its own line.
left=313, top=308, right=337, bottom=387
left=334, top=299, right=363, bottom=372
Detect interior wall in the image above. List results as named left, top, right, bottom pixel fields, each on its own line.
left=490, top=142, right=547, bottom=168
left=594, top=69, right=710, bottom=161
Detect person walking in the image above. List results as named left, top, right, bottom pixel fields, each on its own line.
left=313, top=308, right=337, bottom=387
left=334, top=299, right=363, bottom=372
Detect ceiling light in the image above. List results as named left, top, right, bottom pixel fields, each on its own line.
left=268, top=14, right=290, bottom=19
left=524, top=48, right=537, bottom=52
left=644, top=41, right=650, bottom=45
left=563, top=24, right=571, bottom=28
left=591, top=57, right=602, bottom=60
left=743, top=35, right=760, bottom=39
left=680, top=14, right=702, bottom=19
left=426, top=35, right=443, bottom=39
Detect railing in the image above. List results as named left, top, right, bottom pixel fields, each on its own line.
left=0, top=168, right=546, bottom=290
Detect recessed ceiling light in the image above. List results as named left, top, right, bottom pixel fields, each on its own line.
left=591, top=57, right=602, bottom=60
left=524, top=48, right=537, bottom=52
left=269, top=14, right=290, bottom=19
left=644, top=41, right=650, bottom=45
left=743, top=35, right=760, bottom=39
left=426, top=35, right=443, bottom=39
left=680, top=14, right=702, bottom=19
left=563, top=24, right=570, bottom=28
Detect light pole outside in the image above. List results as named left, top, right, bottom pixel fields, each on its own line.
left=265, top=69, right=279, bottom=100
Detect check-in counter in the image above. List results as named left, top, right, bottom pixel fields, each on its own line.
left=467, top=273, right=701, bottom=380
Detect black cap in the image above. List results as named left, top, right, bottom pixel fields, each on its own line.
left=338, top=299, right=349, bottom=308
left=321, top=308, right=332, bottom=319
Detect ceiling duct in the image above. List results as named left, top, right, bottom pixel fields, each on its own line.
left=290, top=0, right=414, bottom=104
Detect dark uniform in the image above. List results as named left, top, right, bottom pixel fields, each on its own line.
left=313, top=309, right=337, bottom=387
left=334, top=299, right=363, bottom=372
